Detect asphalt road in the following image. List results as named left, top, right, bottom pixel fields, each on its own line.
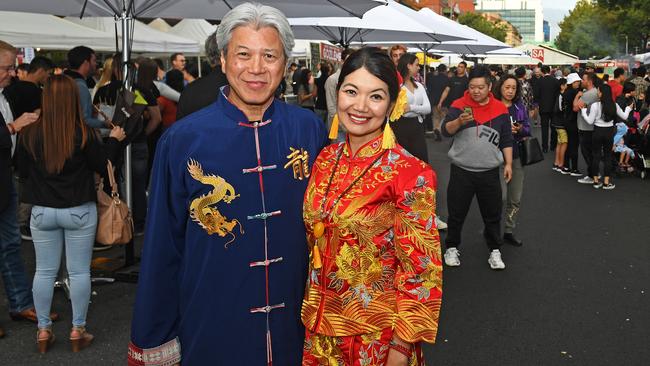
left=2, top=125, right=649, bottom=365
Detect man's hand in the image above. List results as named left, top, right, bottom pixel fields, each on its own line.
left=511, top=123, right=521, bottom=134
left=109, top=126, right=127, bottom=142
left=504, top=164, right=512, bottom=183
left=12, top=112, right=39, bottom=132
left=458, top=112, right=473, bottom=125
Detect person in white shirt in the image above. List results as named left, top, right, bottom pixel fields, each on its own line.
left=580, top=84, right=632, bottom=190
left=393, top=53, right=431, bottom=163
left=325, top=48, right=354, bottom=142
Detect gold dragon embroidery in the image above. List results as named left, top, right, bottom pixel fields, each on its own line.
left=187, top=159, right=243, bottom=247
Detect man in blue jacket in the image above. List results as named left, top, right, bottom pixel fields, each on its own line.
left=63, top=46, right=104, bottom=129
left=128, top=4, right=326, bottom=365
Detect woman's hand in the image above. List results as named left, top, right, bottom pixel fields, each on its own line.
left=386, top=349, right=409, bottom=366
left=12, top=112, right=40, bottom=132
left=511, top=123, right=521, bottom=134
left=110, top=126, right=127, bottom=141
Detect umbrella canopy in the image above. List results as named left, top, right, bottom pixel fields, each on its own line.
left=0, top=11, right=117, bottom=51
left=168, top=19, right=217, bottom=52
left=66, top=16, right=200, bottom=53
left=148, top=18, right=172, bottom=32
left=0, top=0, right=387, bottom=19
left=289, top=0, right=470, bottom=47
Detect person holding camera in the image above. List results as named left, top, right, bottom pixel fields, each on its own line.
left=441, top=67, right=513, bottom=270
left=493, top=75, right=531, bottom=247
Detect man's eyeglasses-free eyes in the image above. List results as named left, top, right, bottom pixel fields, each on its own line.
left=0, top=65, right=16, bottom=72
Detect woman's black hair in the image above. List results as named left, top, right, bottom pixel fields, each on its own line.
left=622, top=81, right=636, bottom=94
left=558, top=78, right=567, bottom=87
left=598, top=84, right=616, bottom=122
left=397, top=53, right=419, bottom=89
left=165, top=69, right=185, bottom=94
left=336, top=47, right=400, bottom=103
left=492, top=74, right=521, bottom=102
left=299, top=68, right=312, bottom=92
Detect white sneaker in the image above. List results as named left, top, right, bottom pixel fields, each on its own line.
left=444, top=248, right=461, bottom=267
left=488, top=249, right=505, bottom=270
left=435, top=217, right=448, bottom=230
left=577, top=176, right=594, bottom=184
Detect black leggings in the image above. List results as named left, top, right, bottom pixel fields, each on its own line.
left=591, top=125, right=615, bottom=178
left=565, top=127, right=579, bottom=171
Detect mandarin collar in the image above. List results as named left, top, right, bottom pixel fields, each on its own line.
left=342, top=134, right=384, bottom=160
left=218, top=85, right=277, bottom=123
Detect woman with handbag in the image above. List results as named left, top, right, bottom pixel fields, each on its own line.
left=493, top=75, right=531, bottom=247
left=15, top=75, right=125, bottom=353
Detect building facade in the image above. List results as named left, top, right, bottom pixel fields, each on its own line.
left=543, top=20, right=550, bottom=42
left=475, top=0, right=544, bottom=43
left=400, top=0, right=476, bottom=16
left=482, top=12, right=523, bottom=47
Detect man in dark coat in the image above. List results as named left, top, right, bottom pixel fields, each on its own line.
left=537, top=65, right=560, bottom=152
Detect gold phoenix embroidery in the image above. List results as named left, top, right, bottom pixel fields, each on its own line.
left=284, top=147, right=310, bottom=180
left=187, top=159, right=243, bottom=247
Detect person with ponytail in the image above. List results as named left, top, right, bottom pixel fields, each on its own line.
left=302, top=47, right=442, bottom=366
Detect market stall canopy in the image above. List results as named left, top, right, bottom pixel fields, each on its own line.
left=168, top=19, right=217, bottom=52
left=148, top=18, right=171, bottom=32
left=516, top=44, right=578, bottom=65
left=66, top=16, right=200, bottom=53
left=0, top=0, right=388, bottom=19
left=289, top=0, right=471, bottom=47
left=0, top=11, right=119, bottom=51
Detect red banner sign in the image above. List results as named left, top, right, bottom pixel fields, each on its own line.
left=320, top=44, right=342, bottom=62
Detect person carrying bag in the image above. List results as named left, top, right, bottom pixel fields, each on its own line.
left=96, top=160, right=132, bottom=245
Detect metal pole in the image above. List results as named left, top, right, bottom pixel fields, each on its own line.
left=120, top=9, right=135, bottom=267
left=625, top=35, right=628, bottom=55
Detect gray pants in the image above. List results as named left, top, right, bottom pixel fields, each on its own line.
left=504, top=158, right=524, bottom=234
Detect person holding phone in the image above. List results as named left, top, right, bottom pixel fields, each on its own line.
left=441, top=67, right=513, bottom=270
left=493, top=75, right=531, bottom=247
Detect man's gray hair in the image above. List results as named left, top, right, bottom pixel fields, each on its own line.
left=204, top=31, right=220, bottom=67
left=216, top=2, right=295, bottom=60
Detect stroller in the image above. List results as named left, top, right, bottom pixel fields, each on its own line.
left=631, top=114, right=650, bottom=179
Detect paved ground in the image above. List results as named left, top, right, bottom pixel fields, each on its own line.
left=2, top=125, right=649, bottom=365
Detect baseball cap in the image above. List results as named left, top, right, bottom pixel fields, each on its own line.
left=566, top=73, right=581, bottom=84
left=586, top=62, right=596, bottom=69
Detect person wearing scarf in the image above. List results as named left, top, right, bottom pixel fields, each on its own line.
left=441, top=66, right=513, bottom=271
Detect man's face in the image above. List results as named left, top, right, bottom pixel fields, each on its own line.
left=0, top=51, right=16, bottom=88
left=88, top=53, right=97, bottom=75
left=390, top=49, right=405, bottom=66
left=534, top=68, right=541, bottom=78
left=172, top=54, right=186, bottom=71
left=582, top=74, right=592, bottom=89
left=585, top=67, right=594, bottom=74
left=34, top=68, right=52, bottom=85
left=457, top=63, right=466, bottom=76
left=468, top=77, right=491, bottom=104
left=220, top=25, right=285, bottom=112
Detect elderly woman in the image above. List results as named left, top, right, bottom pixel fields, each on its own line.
left=128, top=3, right=326, bottom=365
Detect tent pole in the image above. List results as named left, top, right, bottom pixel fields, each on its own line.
left=198, top=55, right=202, bottom=77
left=120, top=7, right=135, bottom=267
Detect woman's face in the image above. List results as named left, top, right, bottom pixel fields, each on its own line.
left=500, top=78, right=517, bottom=102
left=407, top=59, right=420, bottom=78
left=337, top=67, right=392, bottom=141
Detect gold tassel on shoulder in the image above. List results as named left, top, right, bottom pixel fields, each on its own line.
left=312, top=244, right=323, bottom=269
left=389, top=87, right=408, bottom=122
left=328, top=113, right=340, bottom=140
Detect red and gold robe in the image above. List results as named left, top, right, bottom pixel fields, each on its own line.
left=301, top=135, right=443, bottom=366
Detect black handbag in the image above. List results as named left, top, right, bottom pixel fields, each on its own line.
left=518, top=137, right=544, bottom=166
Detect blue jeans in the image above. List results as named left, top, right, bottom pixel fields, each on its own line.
left=31, top=202, right=97, bottom=328
left=0, top=180, right=33, bottom=313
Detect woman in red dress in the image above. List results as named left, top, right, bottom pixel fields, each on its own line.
left=301, top=47, right=443, bottom=366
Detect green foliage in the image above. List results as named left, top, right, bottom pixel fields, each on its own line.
left=557, top=0, right=649, bottom=57
left=458, top=12, right=507, bottom=43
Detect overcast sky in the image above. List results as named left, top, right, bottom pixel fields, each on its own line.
left=542, top=0, right=578, bottom=41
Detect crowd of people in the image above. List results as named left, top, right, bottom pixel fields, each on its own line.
left=0, top=1, right=649, bottom=365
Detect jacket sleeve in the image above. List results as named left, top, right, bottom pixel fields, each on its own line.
left=77, top=80, right=105, bottom=128
left=392, top=165, right=442, bottom=343
left=441, top=107, right=461, bottom=137
left=616, top=104, right=632, bottom=121
left=128, top=131, right=186, bottom=366
left=581, top=102, right=600, bottom=125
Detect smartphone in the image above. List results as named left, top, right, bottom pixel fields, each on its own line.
left=463, top=107, right=473, bottom=119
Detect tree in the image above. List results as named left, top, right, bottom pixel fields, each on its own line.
left=556, top=0, right=618, bottom=58
left=457, top=12, right=507, bottom=43
left=597, top=0, right=650, bottom=54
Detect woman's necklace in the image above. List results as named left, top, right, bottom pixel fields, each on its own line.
left=311, top=144, right=386, bottom=269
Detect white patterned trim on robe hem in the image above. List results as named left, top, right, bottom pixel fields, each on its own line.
left=128, top=337, right=181, bottom=366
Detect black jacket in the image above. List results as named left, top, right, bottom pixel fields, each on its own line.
left=0, top=110, right=12, bottom=212
left=176, top=69, right=228, bottom=120
left=537, top=75, right=559, bottom=113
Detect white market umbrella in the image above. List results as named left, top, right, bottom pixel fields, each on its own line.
left=289, top=0, right=471, bottom=47
left=148, top=18, right=171, bottom=32
left=0, top=11, right=117, bottom=51
left=0, top=0, right=387, bottom=19
left=66, top=16, right=200, bottom=53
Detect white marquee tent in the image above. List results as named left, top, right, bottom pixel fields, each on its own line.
left=168, top=19, right=217, bottom=52
left=66, top=16, right=200, bottom=53
left=0, top=11, right=117, bottom=51
left=148, top=18, right=172, bottom=33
